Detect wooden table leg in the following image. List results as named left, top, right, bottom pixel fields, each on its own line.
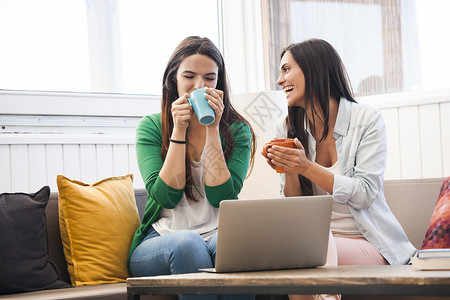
left=127, top=293, right=140, bottom=300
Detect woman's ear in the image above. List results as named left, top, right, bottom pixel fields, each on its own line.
left=165, top=76, right=177, bottom=92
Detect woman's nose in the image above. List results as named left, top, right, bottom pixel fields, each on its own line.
left=194, top=78, right=205, bottom=90
left=276, top=74, right=284, bottom=86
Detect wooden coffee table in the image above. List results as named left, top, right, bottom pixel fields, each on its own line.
left=127, top=265, right=450, bottom=299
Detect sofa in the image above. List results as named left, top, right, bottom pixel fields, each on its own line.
left=0, top=177, right=446, bottom=300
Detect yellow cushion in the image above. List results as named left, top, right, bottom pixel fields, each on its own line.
left=57, top=174, right=140, bottom=286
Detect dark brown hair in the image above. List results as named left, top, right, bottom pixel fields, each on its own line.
left=281, top=38, right=356, bottom=195
left=161, top=36, right=256, bottom=199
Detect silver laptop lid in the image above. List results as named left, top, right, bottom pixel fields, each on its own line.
left=214, top=195, right=333, bottom=272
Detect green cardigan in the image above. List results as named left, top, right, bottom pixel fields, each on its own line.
left=127, top=113, right=252, bottom=273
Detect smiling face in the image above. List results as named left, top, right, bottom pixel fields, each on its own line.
left=176, top=54, right=219, bottom=97
left=277, top=51, right=306, bottom=107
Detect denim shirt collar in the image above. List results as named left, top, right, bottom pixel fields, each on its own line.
left=333, top=98, right=353, bottom=138
left=305, top=98, right=352, bottom=161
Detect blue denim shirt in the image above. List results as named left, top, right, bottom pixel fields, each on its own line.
left=278, top=99, right=416, bottom=265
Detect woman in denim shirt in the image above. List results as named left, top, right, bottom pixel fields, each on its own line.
left=262, top=39, right=416, bottom=272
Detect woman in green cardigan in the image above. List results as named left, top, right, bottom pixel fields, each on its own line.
left=128, top=36, right=256, bottom=300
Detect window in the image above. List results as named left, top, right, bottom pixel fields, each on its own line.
left=118, top=0, right=220, bottom=95
left=261, top=0, right=450, bottom=96
left=0, top=0, right=220, bottom=95
left=0, top=0, right=90, bottom=92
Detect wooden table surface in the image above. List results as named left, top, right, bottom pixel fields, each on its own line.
left=127, top=265, right=450, bottom=298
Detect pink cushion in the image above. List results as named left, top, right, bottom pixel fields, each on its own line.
left=421, top=177, right=450, bottom=249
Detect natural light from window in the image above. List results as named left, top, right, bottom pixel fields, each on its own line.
left=288, top=0, right=450, bottom=95
left=0, top=0, right=90, bottom=92
left=118, top=0, right=220, bottom=95
left=1, top=0, right=449, bottom=96
left=0, top=0, right=219, bottom=95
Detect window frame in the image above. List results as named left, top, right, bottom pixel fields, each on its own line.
left=0, top=90, right=159, bottom=117
left=261, top=0, right=403, bottom=94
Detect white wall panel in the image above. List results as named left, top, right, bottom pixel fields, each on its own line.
left=80, top=145, right=97, bottom=183
left=46, top=145, right=64, bottom=192
left=128, top=144, right=144, bottom=189
left=0, top=145, right=11, bottom=192
left=441, top=102, right=450, bottom=176
left=10, top=145, right=29, bottom=192
left=96, top=144, right=114, bottom=180
left=419, top=104, right=443, bottom=178
left=63, top=145, right=81, bottom=180
left=398, top=106, right=422, bottom=179
left=231, top=92, right=288, bottom=199
left=28, top=145, right=47, bottom=192
left=113, top=144, right=130, bottom=176
left=381, top=108, right=401, bottom=179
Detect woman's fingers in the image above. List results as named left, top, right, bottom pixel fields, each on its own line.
left=268, top=152, right=290, bottom=171
left=171, top=93, right=192, bottom=127
left=204, top=87, right=224, bottom=127
left=205, top=87, right=224, bottom=112
left=294, top=138, right=304, bottom=150
left=268, top=146, right=304, bottom=173
left=206, top=87, right=223, bottom=101
left=171, top=93, right=189, bottom=107
left=269, top=145, right=298, bottom=157
left=261, top=150, right=277, bottom=170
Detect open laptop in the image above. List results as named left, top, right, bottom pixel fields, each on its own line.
left=201, top=195, right=333, bottom=273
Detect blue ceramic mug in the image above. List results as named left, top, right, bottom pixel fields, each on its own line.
left=187, top=87, right=215, bottom=125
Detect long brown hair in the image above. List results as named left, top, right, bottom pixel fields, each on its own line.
left=161, top=36, right=256, bottom=199
left=281, top=38, right=356, bottom=195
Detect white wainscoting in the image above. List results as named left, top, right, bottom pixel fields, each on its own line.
left=358, top=89, right=450, bottom=180
left=0, top=115, right=145, bottom=193
left=0, top=90, right=158, bottom=193
left=1, top=89, right=449, bottom=195
left=0, top=143, right=143, bottom=193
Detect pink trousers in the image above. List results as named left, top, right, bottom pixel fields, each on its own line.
left=290, top=232, right=388, bottom=300
left=331, top=235, right=389, bottom=266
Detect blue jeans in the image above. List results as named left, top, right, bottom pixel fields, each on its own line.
left=130, top=226, right=254, bottom=300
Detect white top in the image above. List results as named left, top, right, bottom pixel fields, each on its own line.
left=152, top=151, right=219, bottom=241
left=313, top=161, right=363, bottom=238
